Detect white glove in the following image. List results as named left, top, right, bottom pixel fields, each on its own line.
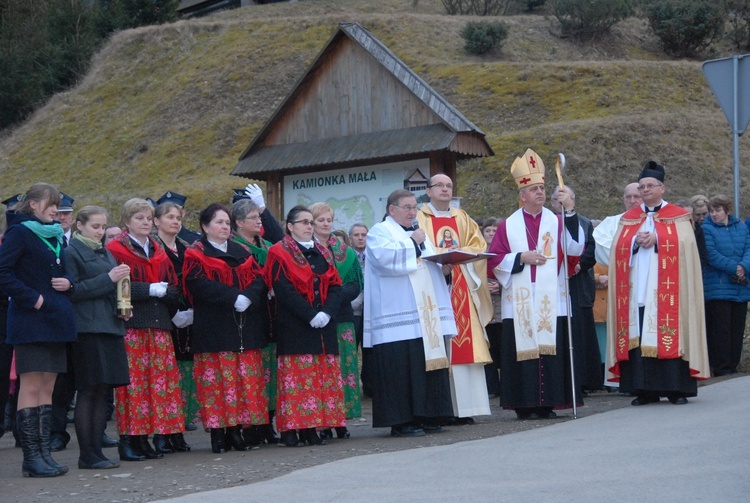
left=172, top=309, right=194, bottom=328
left=244, top=183, right=265, bottom=209
left=149, top=282, right=168, bottom=298
left=234, top=294, right=251, bottom=312
left=309, top=312, right=331, bottom=328
left=350, top=291, right=364, bottom=311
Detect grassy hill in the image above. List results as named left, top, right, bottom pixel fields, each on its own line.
left=0, top=0, right=747, bottom=227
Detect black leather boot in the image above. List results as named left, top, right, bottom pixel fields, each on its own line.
left=225, top=425, right=251, bottom=451
left=152, top=434, right=174, bottom=454
left=138, top=435, right=163, bottom=459
left=300, top=427, right=326, bottom=446
left=37, top=405, right=68, bottom=475
left=279, top=430, right=303, bottom=447
left=170, top=432, right=191, bottom=452
left=117, top=435, right=146, bottom=462
left=210, top=428, right=227, bottom=453
left=17, top=407, right=60, bottom=477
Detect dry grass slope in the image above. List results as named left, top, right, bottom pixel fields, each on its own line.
left=0, top=0, right=748, bottom=226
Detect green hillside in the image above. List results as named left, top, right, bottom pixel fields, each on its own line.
left=0, top=0, right=747, bottom=227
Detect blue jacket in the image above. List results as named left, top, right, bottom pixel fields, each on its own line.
left=702, top=214, right=750, bottom=302
left=0, top=213, right=77, bottom=344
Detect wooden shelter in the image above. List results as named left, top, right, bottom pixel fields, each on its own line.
left=232, top=22, right=493, bottom=218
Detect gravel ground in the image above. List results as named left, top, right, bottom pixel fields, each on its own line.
left=0, top=388, right=642, bottom=503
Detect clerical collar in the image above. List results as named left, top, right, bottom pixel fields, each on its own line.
left=427, top=202, right=451, bottom=217
left=208, top=240, right=227, bottom=252
left=644, top=200, right=667, bottom=213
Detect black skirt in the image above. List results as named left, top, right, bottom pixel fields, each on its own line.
left=14, top=342, right=67, bottom=374
left=369, top=338, right=453, bottom=428
left=71, top=333, right=130, bottom=390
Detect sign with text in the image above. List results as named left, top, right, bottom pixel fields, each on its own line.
left=283, top=159, right=429, bottom=232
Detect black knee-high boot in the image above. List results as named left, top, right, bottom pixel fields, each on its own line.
left=118, top=435, right=146, bottom=462
left=17, top=407, right=60, bottom=477
left=37, top=405, right=68, bottom=475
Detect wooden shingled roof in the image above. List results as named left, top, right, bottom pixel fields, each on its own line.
left=232, top=22, right=493, bottom=179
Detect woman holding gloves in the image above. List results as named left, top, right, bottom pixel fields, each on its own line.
left=183, top=203, right=269, bottom=453
left=106, top=198, right=184, bottom=461
left=265, top=205, right=346, bottom=447
left=64, top=206, right=131, bottom=469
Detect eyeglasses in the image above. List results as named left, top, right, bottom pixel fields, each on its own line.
left=241, top=215, right=261, bottom=221
left=394, top=205, right=419, bottom=212
left=429, top=183, right=453, bottom=189
left=291, top=219, right=314, bottom=226
left=638, top=183, right=663, bottom=191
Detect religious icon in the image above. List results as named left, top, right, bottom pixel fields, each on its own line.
left=439, top=228, right=456, bottom=248
left=541, top=231, right=554, bottom=258
left=117, top=277, right=132, bottom=317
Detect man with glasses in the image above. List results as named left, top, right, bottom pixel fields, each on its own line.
left=363, top=189, right=457, bottom=437
left=605, top=161, right=709, bottom=406
left=487, top=149, right=584, bottom=420
left=417, top=174, right=492, bottom=424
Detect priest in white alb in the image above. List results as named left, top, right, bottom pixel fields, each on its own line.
left=363, top=189, right=457, bottom=437
left=487, top=149, right=584, bottom=419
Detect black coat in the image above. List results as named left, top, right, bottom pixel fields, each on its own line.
left=185, top=238, right=268, bottom=353
left=0, top=213, right=77, bottom=344
left=64, top=238, right=126, bottom=336
left=271, top=244, right=342, bottom=356
left=568, top=214, right=596, bottom=308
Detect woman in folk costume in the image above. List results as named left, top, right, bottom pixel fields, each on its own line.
left=310, top=202, right=363, bottom=440
left=106, top=198, right=184, bottom=461
left=64, top=206, right=130, bottom=470
left=230, top=197, right=279, bottom=446
left=183, top=203, right=268, bottom=454
left=265, top=205, right=345, bottom=447
left=153, top=201, right=195, bottom=453
left=0, top=183, right=76, bottom=477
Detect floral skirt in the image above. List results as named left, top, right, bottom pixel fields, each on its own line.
left=115, top=328, right=184, bottom=435
left=337, top=322, right=362, bottom=419
left=177, top=360, right=200, bottom=425
left=193, top=350, right=268, bottom=428
left=261, top=343, right=278, bottom=411
left=276, top=353, right=346, bottom=432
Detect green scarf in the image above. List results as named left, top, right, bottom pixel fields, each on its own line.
left=328, top=237, right=363, bottom=290
left=21, top=220, right=63, bottom=242
left=72, top=231, right=103, bottom=250
left=233, top=233, right=271, bottom=266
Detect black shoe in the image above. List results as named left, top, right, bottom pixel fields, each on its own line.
left=242, top=426, right=264, bottom=447
left=78, top=458, right=119, bottom=470
left=335, top=427, right=350, bottom=439
left=210, top=428, right=227, bottom=453
left=318, top=428, right=333, bottom=440
left=102, top=432, right=119, bottom=448
left=225, top=425, right=252, bottom=451
left=49, top=431, right=70, bottom=452
left=536, top=409, right=558, bottom=419
left=184, top=422, right=197, bottom=432
left=515, top=409, right=540, bottom=420
left=170, top=433, right=191, bottom=452
left=299, top=428, right=326, bottom=445
left=262, top=423, right=280, bottom=444
left=152, top=434, right=174, bottom=454
left=390, top=425, right=425, bottom=437
left=668, top=396, right=688, bottom=405
left=279, top=430, right=303, bottom=447
left=138, top=435, right=164, bottom=459
left=452, top=417, right=475, bottom=425
left=422, top=423, right=443, bottom=434
left=631, top=395, right=660, bottom=406
left=117, top=435, right=145, bottom=462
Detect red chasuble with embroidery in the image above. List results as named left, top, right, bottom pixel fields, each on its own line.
left=607, top=203, right=710, bottom=381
